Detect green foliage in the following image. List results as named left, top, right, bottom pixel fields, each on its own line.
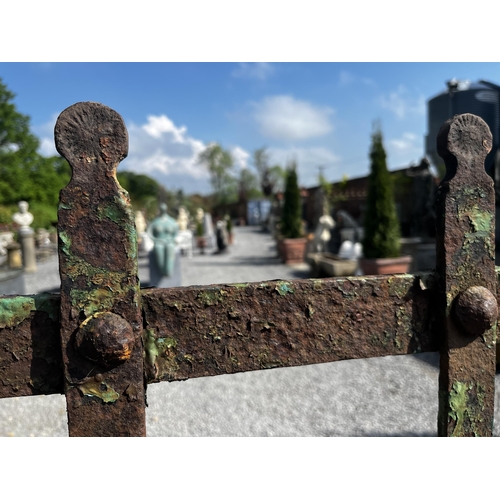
left=196, top=220, right=204, bottom=237
left=0, top=205, right=17, bottom=228
left=29, top=201, right=59, bottom=229
left=198, top=143, right=235, bottom=205
left=362, top=127, right=401, bottom=258
left=281, top=161, right=303, bottom=239
left=252, top=147, right=285, bottom=196
left=268, top=164, right=286, bottom=194
left=117, top=170, right=163, bottom=221
left=318, top=172, right=348, bottom=214
left=224, top=214, right=233, bottom=234
left=238, top=168, right=262, bottom=201
left=0, top=77, right=74, bottom=229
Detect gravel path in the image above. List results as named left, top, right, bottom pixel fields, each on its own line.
left=1, top=225, right=499, bottom=436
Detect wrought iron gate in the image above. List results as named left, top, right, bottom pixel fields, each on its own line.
left=0, top=103, right=497, bottom=436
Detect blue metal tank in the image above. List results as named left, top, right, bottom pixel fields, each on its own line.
left=426, top=79, right=500, bottom=177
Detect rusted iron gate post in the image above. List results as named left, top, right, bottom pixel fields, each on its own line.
left=0, top=103, right=497, bottom=436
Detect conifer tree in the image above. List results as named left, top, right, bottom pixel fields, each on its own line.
left=281, top=161, right=302, bottom=239
left=362, top=127, right=401, bottom=258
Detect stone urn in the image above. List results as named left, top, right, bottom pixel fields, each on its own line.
left=281, top=237, right=307, bottom=264
left=359, top=255, right=412, bottom=276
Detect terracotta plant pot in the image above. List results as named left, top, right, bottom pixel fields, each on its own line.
left=359, top=255, right=412, bottom=276
left=282, top=237, right=307, bottom=264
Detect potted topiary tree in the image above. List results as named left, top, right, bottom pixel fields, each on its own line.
left=195, top=219, right=206, bottom=254
left=224, top=214, right=233, bottom=244
left=280, top=161, right=307, bottom=264
left=359, top=126, right=412, bottom=275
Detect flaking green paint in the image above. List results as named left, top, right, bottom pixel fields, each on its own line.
left=58, top=231, right=72, bottom=256
left=157, top=337, right=178, bottom=349
left=387, top=275, right=412, bottom=299
left=449, top=381, right=468, bottom=437
left=62, top=248, right=137, bottom=314
left=70, top=287, right=118, bottom=317
left=59, top=201, right=73, bottom=210
left=33, top=294, right=59, bottom=321
left=459, top=205, right=494, bottom=257
left=97, top=200, right=124, bottom=224
left=482, top=323, right=497, bottom=349
left=143, top=328, right=159, bottom=371
left=276, top=282, right=293, bottom=296
left=465, top=206, right=492, bottom=233
left=0, top=296, right=34, bottom=328
left=197, top=290, right=228, bottom=306
left=447, top=381, right=487, bottom=437
left=312, top=279, right=323, bottom=290
left=143, top=329, right=181, bottom=379
left=229, top=283, right=249, bottom=288
left=0, top=293, right=60, bottom=329
left=77, top=379, right=120, bottom=403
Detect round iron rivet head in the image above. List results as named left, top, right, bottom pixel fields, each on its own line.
left=454, top=286, right=498, bottom=336
left=75, top=312, right=137, bottom=367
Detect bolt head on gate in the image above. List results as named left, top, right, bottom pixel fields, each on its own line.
left=75, top=312, right=138, bottom=367
left=453, top=286, right=498, bottom=337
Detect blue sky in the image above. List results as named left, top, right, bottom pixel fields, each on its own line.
left=2, top=62, right=500, bottom=195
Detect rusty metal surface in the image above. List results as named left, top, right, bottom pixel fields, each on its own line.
left=0, top=293, right=62, bottom=398
left=142, top=274, right=439, bottom=383
left=5, top=263, right=500, bottom=402
left=55, top=102, right=146, bottom=436
left=436, top=113, right=497, bottom=436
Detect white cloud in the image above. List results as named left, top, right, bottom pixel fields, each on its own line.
left=390, top=132, right=419, bottom=151
left=231, top=146, right=250, bottom=170
left=386, top=131, right=424, bottom=168
left=33, top=112, right=253, bottom=194
left=253, top=95, right=334, bottom=141
left=34, top=113, right=58, bottom=157
left=267, top=146, right=341, bottom=187
left=379, top=85, right=425, bottom=119
left=126, top=115, right=208, bottom=180
left=231, top=62, right=275, bottom=80
left=142, top=115, right=187, bottom=142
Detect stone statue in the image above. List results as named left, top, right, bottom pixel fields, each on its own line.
left=12, top=201, right=34, bottom=232
left=12, top=200, right=36, bottom=272
left=135, top=211, right=147, bottom=235
left=196, top=208, right=204, bottom=224
left=216, top=220, right=228, bottom=252
left=147, top=203, right=179, bottom=276
left=312, top=214, right=335, bottom=253
left=177, top=206, right=189, bottom=231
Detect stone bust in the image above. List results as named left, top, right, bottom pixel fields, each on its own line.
left=177, top=206, right=189, bottom=232
left=12, top=201, right=34, bottom=231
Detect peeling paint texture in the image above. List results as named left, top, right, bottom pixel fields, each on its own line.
left=436, top=114, right=497, bottom=436
left=141, top=274, right=439, bottom=383
left=1, top=110, right=498, bottom=438
left=55, top=102, right=146, bottom=437
left=0, top=294, right=62, bottom=398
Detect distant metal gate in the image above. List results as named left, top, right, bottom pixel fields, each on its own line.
left=0, top=103, right=496, bottom=436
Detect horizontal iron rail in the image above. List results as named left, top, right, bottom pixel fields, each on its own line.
left=0, top=270, right=460, bottom=398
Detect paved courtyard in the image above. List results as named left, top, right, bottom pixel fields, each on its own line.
left=1, top=225, right=499, bottom=436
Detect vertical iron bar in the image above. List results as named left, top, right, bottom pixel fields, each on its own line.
left=55, top=102, right=146, bottom=436
left=436, top=113, right=497, bottom=436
